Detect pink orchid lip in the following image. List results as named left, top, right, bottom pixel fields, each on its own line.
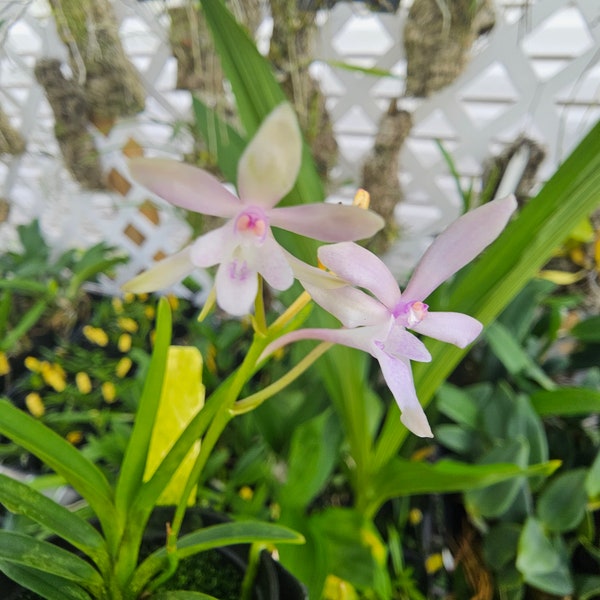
left=393, top=301, right=429, bottom=328
left=233, top=207, right=269, bottom=245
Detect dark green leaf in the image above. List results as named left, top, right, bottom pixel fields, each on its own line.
left=531, top=387, right=600, bottom=416
left=537, top=469, right=588, bottom=532
left=571, top=315, right=600, bottom=342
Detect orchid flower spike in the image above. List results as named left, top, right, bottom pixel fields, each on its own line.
left=122, top=104, right=384, bottom=315
left=264, top=195, right=518, bottom=437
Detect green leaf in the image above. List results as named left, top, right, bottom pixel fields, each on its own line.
left=278, top=410, right=342, bottom=509
left=436, top=384, right=479, bottom=428
left=374, top=117, right=600, bottom=469
left=132, top=521, right=304, bottom=593
left=191, top=96, right=246, bottom=184
left=571, top=315, right=600, bottom=342
left=537, top=469, right=588, bottom=532
left=516, top=517, right=560, bottom=575
left=576, top=575, right=600, bottom=600
left=586, top=450, right=600, bottom=500
left=199, top=0, right=323, bottom=208
left=483, top=523, right=521, bottom=569
left=465, top=439, right=530, bottom=519
left=115, top=298, right=172, bottom=514
left=485, top=321, right=556, bottom=389
left=0, top=561, right=92, bottom=600
left=0, top=473, right=108, bottom=567
left=531, top=387, right=600, bottom=416
left=0, top=532, right=103, bottom=592
left=154, top=593, right=219, bottom=600
left=0, top=400, right=115, bottom=538
left=369, top=457, right=559, bottom=513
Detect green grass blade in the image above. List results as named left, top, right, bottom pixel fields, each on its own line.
left=373, top=119, right=600, bottom=470
left=531, top=388, right=600, bottom=416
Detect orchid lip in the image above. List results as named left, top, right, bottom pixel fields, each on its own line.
left=393, top=301, right=429, bottom=328
left=234, top=207, right=269, bottom=245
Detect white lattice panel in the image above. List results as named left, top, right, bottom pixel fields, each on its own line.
left=1, top=0, right=599, bottom=293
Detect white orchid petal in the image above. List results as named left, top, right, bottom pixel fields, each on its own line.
left=268, top=204, right=384, bottom=242
left=189, top=223, right=235, bottom=268
left=411, top=312, right=483, bottom=348
left=403, top=195, right=518, bottom=302
left=374, top=349, right=433, bottom=438
left=384, top=327, right=432, bottom=362
left=262, top=326, right=379, bottom=361
left=214, top=260, right=258, bottom=316
left=252, top=236, right=294, bottom=291
left=121, top=248, right=194, bottom=293
left=237, top=104, right=302, bottom=207
left=305, top=283, right=390, bottom=328
left=285, top=252, right=347, bottom=290
left=128, top=158, right=241, bottom=217
left=317, top=242, right=401, bottom=309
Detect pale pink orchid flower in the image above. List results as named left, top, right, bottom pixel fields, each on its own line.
left=263, top=195, right=518, bottom=438
left=123, top=103, right=384, bottom=315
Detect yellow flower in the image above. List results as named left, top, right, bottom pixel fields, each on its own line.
left=118, top=317, right=138, bottom=333
left=40, top=362, right=66, bottom=392
left=118, top=333, right=132, bottom=353
left=115, top=357, right=132, bottom=378
left=144, top=305, right=156, bottom=320
left=111, top=297, right=124, bottom=314
left=0, top=352, right=10, bottom=376
left=123, top=292, right=136, bottom=304
left=425, top=553, right=444, bottom=574
left=75, top=372, right=92, bottom=394
left=24, top=356, right=42, bottom=372
left=102, top=381, right=117, bottom=403
left=66, top=431, right=83, bottom=445
left=83, top=325, right=109, bottom=347
left=25, top=392, right=45, bottom=417
left=166, top=294, right=179, bottom=310
left=409, top=508, right=423, bottom=526
left=239, top=486, right=254, bottom=501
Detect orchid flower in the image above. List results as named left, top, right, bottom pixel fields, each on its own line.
left=264, top=196, right=518, bottom=437
left=123, top=104, right=384, bottom=315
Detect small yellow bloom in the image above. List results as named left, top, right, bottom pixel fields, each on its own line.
left=0, top=352, right=10, bottom=376
left=118, top=333, right=132, bottom=353
left=144, top=305, right=156, bottom=320
left=323, top=575, right=358, bottom=600
left=425, top=553, right=444, bottom=574
left=40, top=362, right=66, bottom=392
left=352, top=188, right=370, bottom=210
left=118, top=317, right=138, bottom=333
left=111, top=297, right=124, bottom=314
left=83, top=325, right=109, bottom=347
left=239, top=486, right=254, bottom=501
left=25, top=392, right=45, bottom=417
left=66, top=431, right=83, bottom=445
left=116, top=357, right=132, bottom=378
left=123, top=292, right=136, bottom=304
left=101, top=381, right=117, bottom=403
left=166, top=294, right=179, bottom=310
left=75, top=372, right=92, bottom=394
left=24, top=356, right=42, bottom=372
left=409, top=508, right=423, bottom=525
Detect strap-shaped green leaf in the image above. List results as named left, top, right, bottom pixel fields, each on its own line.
left=0, top=400, right=115, bottom=534
left=199, top=0, right=323, bottom=208
left=0, top=473, right=108, bottom=568
left=0, top=532, right=104, bottom=593
left=0, top=560, right=92, bottom=600
left=370, top=458, right=560, bottom=513
left=115, top=297, right=172, bottom=514
left=131, top=520, right=303, bottom=595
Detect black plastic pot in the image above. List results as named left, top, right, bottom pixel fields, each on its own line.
left=0, top=507, right=307, bottom=600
